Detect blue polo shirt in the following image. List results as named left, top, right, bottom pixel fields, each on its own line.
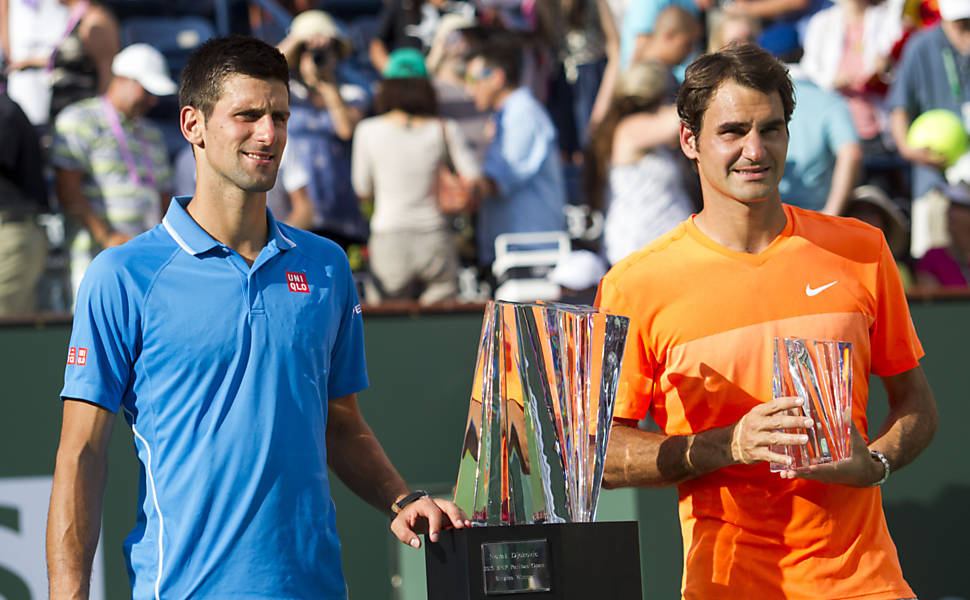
left=62, top=196, right=368, bottom=599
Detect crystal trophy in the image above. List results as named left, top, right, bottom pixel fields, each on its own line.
left=427, top=301, right=641, bottom=599
left=770, top=337, right=853, bottom=471
left=452, top=300, right=630, bottom=524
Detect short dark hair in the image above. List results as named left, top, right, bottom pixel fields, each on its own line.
left=374, top=77, right=439, bottom=117
left=467, top=35, right=522, bottom=89
left=179, top=35, right=290, bottom=118
left=677, top=42, right=795, bottom=137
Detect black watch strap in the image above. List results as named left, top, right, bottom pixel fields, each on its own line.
left=392, top=490, right=429, bottom=514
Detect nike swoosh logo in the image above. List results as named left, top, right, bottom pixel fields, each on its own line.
left=805, top=281, right=838, bottom=296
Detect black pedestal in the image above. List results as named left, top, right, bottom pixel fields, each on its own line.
left=425, top=521, right=642, bottom=599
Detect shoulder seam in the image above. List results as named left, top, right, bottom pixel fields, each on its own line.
left=143, top=245, right=183, bottom=305
left=611, top=224, right=689, bottom=275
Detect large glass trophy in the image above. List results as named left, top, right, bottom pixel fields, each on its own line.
left=425, top=301, right=642, bottom=599
left=770, top=337, right=853, bottom=471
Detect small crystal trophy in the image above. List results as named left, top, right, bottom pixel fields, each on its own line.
left=770, top=337, right=853, bottom=471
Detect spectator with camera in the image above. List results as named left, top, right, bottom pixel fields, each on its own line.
left=276, top=10, right=369, bottom=248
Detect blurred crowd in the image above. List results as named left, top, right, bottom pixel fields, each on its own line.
left=2, top=0, right=970, bottom=317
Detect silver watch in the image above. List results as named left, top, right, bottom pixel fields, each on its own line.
left=869, top=449, right=890, bottom=486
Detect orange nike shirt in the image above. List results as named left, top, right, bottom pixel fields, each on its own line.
left=596, top=205, right=922, bottom=600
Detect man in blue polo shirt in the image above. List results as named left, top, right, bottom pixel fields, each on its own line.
left=46, top=36, right=467, bottom=600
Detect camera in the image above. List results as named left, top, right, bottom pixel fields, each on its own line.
left=310, top=44, right=334, bottom=67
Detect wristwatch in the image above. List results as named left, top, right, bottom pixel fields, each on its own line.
left=391, top=490, right=429, bottom=514
left=869, top=450, right=891, bottom=486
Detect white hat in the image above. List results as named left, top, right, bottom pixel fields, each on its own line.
left=939, top=0, right=970, bottom=21
left=549, top=250, right=608, bottom=291
left=112, top=43, right=177, bottom=96
left=284, top=10, right=352, bottom=66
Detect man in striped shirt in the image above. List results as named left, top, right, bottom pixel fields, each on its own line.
left=51, top=43, right=175, bottom=298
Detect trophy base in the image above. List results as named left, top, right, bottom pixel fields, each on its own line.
left=425, top=521, right=642, bottom=599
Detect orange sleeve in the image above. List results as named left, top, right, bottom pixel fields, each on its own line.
left=595, top=276, right=654, bottom=420
left=869, top=236, right=924, bottom=376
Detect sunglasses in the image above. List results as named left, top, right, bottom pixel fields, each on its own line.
left=465, top=66, right=493, bottom=84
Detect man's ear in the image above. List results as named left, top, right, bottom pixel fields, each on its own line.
left=180, top=105, right=205, bottom=149
left=679, top=121, right=698, bottom=161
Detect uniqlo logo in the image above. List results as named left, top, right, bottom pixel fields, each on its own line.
left=286, top=271, right=310, bottom=293
left=76, top=348, right=88, bottom=366
left=67, top=347, right=76, bottom=365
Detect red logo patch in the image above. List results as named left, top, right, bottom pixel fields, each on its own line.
left=286, top=271, right=310, bottom=293
left=67, top=347, right=76, bottom=365
left=77, top=348, right=88, bottom=366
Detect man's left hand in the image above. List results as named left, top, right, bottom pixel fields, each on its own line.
left=390, top=497, right=470, bottom=549
left=781, top=424, right=883, bottom=486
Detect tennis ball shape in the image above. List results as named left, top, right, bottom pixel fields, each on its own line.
left=907, top=109, right=968, bottom=166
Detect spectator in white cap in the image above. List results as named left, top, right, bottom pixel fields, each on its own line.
left=51, top=42, right=176, bottom=299
left=271, top=10, right=370, bottom=246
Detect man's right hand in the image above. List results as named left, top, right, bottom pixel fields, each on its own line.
left=730, top=396, right=813, bottom=467
left=604, top=396, right=814, bottom=488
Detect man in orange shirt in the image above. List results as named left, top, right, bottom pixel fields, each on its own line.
left=596, top=43, right=938, bottom=599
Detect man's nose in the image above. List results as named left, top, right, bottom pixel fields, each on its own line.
left=253, top=115, right=277, bottom=145
left=741, top=131, right=767, bottom=162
